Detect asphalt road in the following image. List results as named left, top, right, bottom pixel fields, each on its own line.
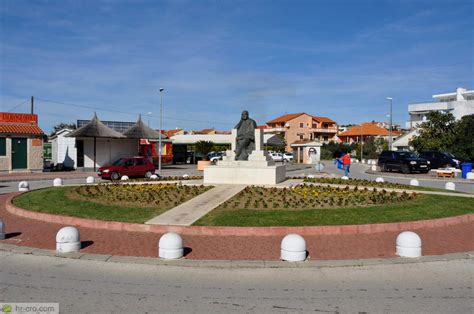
left=0, top=251, right=472, bottom=313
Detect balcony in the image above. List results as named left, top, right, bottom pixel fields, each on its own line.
left=263, top=127, right=286, bottom=133
left=311, top=127, right=338, bottom=133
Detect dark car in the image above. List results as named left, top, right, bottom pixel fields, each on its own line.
left=378, top=151, right=431, bottom=174
left=98, top=156, right=155, bottom=180
left=418, top=151, right=463, bottom=169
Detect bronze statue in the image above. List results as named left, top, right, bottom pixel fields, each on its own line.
left=234, top=110, right=257, bottom=160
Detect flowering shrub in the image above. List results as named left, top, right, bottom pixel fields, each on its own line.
left=69, top=183, right=211, bottom=208
left=303, top=177, right=411, bottom=189
left=220, top=185, right=416, bottom=210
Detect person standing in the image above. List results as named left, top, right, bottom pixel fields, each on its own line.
left=342, top=153, right=351, bottom=177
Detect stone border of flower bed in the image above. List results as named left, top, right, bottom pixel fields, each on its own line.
left=6, top=193, right=474, bottom=236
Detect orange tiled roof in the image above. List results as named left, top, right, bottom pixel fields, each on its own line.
left=193, top=128, right=215, bottom=134
left=266, top=113, right=305, bottom=124
left=165, top=129, right=183, bottom=137
left=312, top=116, right=336, bottom=123
left=0, top=123, right=44, bottom=135
left=256, top=125, right=268, bottom=129
left=338, top=122, right=389, bottom=137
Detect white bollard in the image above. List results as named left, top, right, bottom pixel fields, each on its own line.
left=371, top=165, right=377, bottom=171
left=466, top=172, right=474, bottom=180
left=396, top=231, right=422, bottom=258
left=375, top=177, right=384, bottom=183
left=150, top=174, right=159, bottom=180
left=445, top=182, right=455, bottom=191
left=306, top=174, right=315, bottom=179
left=182, top=174, right=190, bottom=179
left=341, top=176, right=349, bottom=180
left=56, top=226, right=81, bottom=253
left=0, top=219, right=5, bottom=240
left=86, top=176, right=95, bottom=184
left=159, top=233, right=184, bottom=259
left=18, top=181, right=29, bottom=192
left=281, top=234, right=307, bottom=262
left=121, top=175, right=129, bottom=181
left=362, top=159, right=366, bottom=164
left=53, top=178, right=63, bottom=187
left=410, top=179, right=419, bottom=186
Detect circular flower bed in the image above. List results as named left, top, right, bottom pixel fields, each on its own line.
left=69, top=183, right=211, bottom=208
left=219, top=185, right=416, bottom=210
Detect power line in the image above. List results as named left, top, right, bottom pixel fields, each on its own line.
left=6, top=99, right=28, bottom=112
left=35, top=97, right=234, bottom=126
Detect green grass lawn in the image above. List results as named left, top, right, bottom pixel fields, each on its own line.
left=13, top=185, right=210, bottom=223
left=194, top=194, right=474, bottom=227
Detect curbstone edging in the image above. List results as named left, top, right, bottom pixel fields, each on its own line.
left=5, top=193, right=474, bottom=236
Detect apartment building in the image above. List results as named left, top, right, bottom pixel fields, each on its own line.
left=407, top=87, right=474, bottom=129
left=265, top=113, right=337, bottom=152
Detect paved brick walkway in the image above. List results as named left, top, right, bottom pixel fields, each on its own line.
left=1, top=193, right=473, bottom=260
left=146, top=185, right=246, bottom=226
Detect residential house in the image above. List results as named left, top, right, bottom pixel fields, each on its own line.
left=406, top=87, right=474, bottom=129
left=265, top=113, right=338, bottom=152
left=338, top=122, right=400, bottom=144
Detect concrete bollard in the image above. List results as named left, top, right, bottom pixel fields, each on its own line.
left=362, top=159, right=366, bottom=164
left=56, top=226, right=81, bottom=253
left=410, top=179, right=419, bottom=186
left=159, top=233, right=184, bottom=259
left=445, top=182, right=455, bottom=191
left=182, top=174, right=190, bottom=179
left=466, top=172, right=474, bottom=180
left=18, top=181, right=29, bottom=192
left=281, top=234, right=307, bottom=262
left=150, top=174, right=159, bottom=180
left=121, top=175, right=129, bottom=181
left=375, top=177, right=384, bottom=183
left=341, top=176, right=349, bottom=180
left=86, top=176, right=95, bottom=184
left=371, top=165, right=377, bottom=171
left=53, top=178, right=63, bottom=187
left=396, top=231, right=422, bottom=258
left=307, top=174, right=315, bottom=179
left=0, top=219, right=5, bottom=240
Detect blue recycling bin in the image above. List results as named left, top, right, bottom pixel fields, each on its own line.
left=334, top=158, right=344, bottom=170
left=461, top=162, right=472, bottom=179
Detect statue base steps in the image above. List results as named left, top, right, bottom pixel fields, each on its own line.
left=204, top=162, right=286, bottom=185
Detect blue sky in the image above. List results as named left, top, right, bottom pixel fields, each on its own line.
left=1, top=0, right=473, bottom=133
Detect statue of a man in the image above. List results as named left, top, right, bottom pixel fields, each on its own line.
left=234, top=110, right=257, bottom=160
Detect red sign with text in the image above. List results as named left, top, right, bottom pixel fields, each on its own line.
left=0, top=112, right=38, bottom=124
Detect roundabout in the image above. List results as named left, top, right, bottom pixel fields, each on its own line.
left=1, top=177, right=473, bottom=262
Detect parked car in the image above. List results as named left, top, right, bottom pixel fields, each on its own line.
left=378, top=151, right=431, bottom=174
left=209, top=151, right=226, bottom=164
left=98, top=156, right=155, bottom=180
left=418, top=151, right=463, bottom=169
left=269, top=152, right=283, bottom=162
left=283, top=152, right=293, bottom=162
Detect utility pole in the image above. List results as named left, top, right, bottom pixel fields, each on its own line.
left=360, top=123, right=363, bottom=161
left=30, top=96, right=34, bottom=114
left=158, top=88, right=164, bottom=175
left=387, top=97, right=393, bottom=150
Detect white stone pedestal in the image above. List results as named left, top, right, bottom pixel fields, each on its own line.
left=204, top=129, right=286, bottom=185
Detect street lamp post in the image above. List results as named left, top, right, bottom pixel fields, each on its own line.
left=386, top=97, right=393, bottom=151
left=158, top=88, right=164, bottom=175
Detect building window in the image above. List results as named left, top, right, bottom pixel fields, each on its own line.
left=299, top=134, right=304, bottom=140
left=299, top=122, right=304, bottom=128
left=0, top=137, right=5, bottom=156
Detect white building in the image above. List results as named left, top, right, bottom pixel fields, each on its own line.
left=406, top=87, right=474, bottom=129
left=50, top=129, right=77, bottom=169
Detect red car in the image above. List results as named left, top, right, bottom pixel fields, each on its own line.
left=98, top=157, right=155, bottom=180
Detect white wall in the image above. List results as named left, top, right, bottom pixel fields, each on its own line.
left=83, top=138, right=137, bottom=169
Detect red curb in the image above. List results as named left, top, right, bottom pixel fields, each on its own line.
left=5, top=193, right=474, bottom=236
